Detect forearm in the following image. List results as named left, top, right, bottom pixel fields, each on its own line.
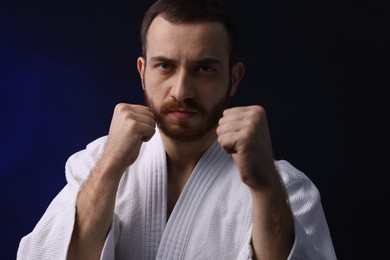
left=250, top=180, right=294, bottom=260
left=67, top=156, right=124, bottom=260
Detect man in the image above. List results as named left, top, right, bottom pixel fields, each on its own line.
left=17, top=0, right=336, bottom=259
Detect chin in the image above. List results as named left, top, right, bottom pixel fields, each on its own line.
left=158, top=123, right=211, bottom=142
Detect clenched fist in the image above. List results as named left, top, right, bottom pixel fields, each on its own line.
left=216, top=105, right=278, bottom=191
left=101, top=103, right=156, bottom=174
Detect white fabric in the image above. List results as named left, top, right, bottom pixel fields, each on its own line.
left=17, top=131, right=337, bottom=260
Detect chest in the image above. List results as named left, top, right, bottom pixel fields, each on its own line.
left=167, top=169, right=192, bottom=219
left=114, top=156, right=252, bottom=259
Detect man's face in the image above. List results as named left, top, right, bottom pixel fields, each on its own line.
left=144, top=82, right=230, bottom=142
left=138, top=16, right=239, bottom=142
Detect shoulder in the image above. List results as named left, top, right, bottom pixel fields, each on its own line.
left=64, top=136, right=108, bottom=187
left=69, top=135, right=108, bottom=164
left=275, top=160, right=320, bottom=195
left=86, top=135, right=108, bottom=157
left=275, top=160, right=308, bottom=182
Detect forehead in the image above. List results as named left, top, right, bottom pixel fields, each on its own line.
left=145, top=15, right=230, bottom=62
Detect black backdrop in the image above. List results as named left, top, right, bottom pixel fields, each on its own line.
left=1, top=0, right=389, bottom=259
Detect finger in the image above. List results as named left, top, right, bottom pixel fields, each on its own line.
left=219, top=108, right=252, bottom=126
left=221, top=106, right=265, bottom=121
left=128, top=104, right=155, bottom=117
left=137, top=123, right=156, bottom=142
left=128, top=111, right=156, bottom=127
left=114, top=103, right=154, bottom=119
left=127, top=109, right=156, bottom=141
left=216, top=120, right=241, bottom=136
left=113, top=104, right=156, bottom=129
left=217, top=131, right=240, bottom=154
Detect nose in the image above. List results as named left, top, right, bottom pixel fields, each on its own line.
left=170, top=69, right=194, bottom=101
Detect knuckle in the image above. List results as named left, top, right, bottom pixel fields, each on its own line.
left=115, top=103, right=128, bottom=112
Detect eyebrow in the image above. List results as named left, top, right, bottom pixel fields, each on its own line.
left=149, top=56, right=223, bottom=67
left=194, top=58, right=223, bottom=67
left=149, top=56, right=174, bottom=64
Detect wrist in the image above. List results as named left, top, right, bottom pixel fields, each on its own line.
left=93, top=153, right=128, bottom=183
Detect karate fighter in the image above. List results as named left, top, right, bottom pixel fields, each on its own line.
left=17, top=0, right=337, bottom=259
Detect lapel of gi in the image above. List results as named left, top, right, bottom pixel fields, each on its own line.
left=155, top=139, right=230, bottom=260
left=142, top=131, right=168, bottom=259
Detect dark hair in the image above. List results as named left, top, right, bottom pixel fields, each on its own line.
left=140, top=0, right=239, bottom=65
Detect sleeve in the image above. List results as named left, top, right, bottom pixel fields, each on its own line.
left=16, top=137, right=114, bottom=260
left=278, top=160, right=337, bottom=260
left=16, top=184, right=78, bottom=260
left=236, top=160, right=337, bottom=260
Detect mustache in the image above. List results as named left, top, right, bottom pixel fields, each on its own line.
left=160, top=99, right=205, bottom=114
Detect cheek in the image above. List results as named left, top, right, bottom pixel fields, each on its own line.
left=144, top=73, right=167, bottom=95
left=204, top=84, right=230, bottom=101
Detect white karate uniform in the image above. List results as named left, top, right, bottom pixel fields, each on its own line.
left=17, top=130, right=337, bottom=260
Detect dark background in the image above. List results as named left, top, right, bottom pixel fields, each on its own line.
left=1, top=0, right=389, bottom=259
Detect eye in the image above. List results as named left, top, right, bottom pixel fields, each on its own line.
left=157, top=63, right=171, bottom=70
left=197, top=65, right=213, bottom=74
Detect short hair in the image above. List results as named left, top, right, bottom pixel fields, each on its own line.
left=140, top=0, right=239, bottom=65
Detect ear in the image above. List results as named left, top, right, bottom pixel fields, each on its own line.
left=230, top=62, right=245, bottom=96
left=137, top=57, right=146, bottom=90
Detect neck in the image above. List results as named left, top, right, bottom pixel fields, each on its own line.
left=160, top=127, right=217, bottom=174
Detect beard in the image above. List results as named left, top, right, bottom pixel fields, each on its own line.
left=143, top=81, right=231, bottom=142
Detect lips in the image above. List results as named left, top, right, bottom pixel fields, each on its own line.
left=170, top=107, right=196, bottom=113
left=169, top=108, right=197, bottom=119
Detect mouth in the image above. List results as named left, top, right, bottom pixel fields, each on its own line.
left=169, top=108, right=197, bottom=119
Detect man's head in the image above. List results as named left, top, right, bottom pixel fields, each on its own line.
left=137, top=0, right=244, bottom=142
